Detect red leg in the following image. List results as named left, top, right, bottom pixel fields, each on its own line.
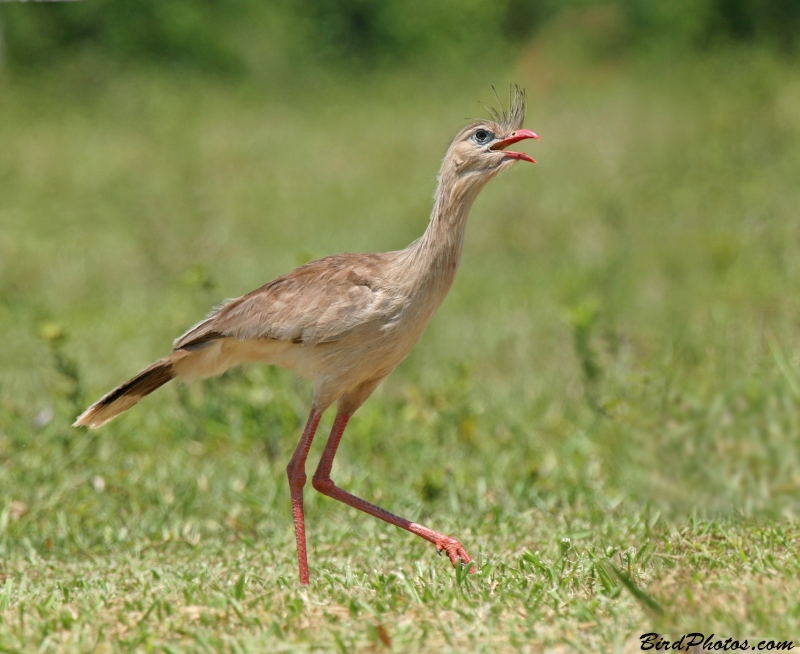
left=312, top=413, right=475, bottom=572
left=286, top=408, right=323, bottom=585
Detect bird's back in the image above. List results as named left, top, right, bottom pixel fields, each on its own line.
left=170, top=246, right=448, bottom=405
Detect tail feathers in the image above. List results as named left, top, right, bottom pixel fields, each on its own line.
left=73, top=352, right=185, bottom=429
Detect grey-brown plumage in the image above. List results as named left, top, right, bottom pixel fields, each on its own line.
left=74, top=353, right=185, bottom=428
left=73, top=87, right=538, bottom=585
left=75, top=87, right=537, bottom=429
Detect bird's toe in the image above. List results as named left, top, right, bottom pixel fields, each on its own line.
left=435, top=537, right=476, bottom=573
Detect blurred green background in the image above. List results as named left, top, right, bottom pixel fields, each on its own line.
left=1, top=1, right=799, bottom=650
left=2, top=0, right=800, bottom=70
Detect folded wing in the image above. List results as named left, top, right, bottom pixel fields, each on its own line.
left=174, top=253, right=391, bottom=351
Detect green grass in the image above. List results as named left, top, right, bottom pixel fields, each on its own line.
left=1, top=37, right=800, bottom=651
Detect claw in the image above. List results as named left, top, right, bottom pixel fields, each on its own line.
left=432, top=538, right=477, bottom=574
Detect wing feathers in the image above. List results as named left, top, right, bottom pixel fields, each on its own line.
left=172, top=253, right=393, bottom=351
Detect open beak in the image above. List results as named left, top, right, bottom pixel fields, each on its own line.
left=490, top=129, right=540, bottom=163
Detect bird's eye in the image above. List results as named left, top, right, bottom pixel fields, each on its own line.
left=474, top=129, right=492, bottom=145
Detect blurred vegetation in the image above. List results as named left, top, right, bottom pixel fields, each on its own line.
left=1, top=0, right=799, bottom=74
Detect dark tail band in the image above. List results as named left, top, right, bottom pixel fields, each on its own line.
left=73, top=354, right=179, bottom=429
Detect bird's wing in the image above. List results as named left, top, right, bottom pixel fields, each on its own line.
left=173, top=253, right=393, bottom=350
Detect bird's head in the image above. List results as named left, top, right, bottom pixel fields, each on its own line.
left=442, top=86, right=539, bottom=192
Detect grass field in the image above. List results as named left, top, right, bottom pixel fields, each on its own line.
left=1, top=37, right=800, bottom=652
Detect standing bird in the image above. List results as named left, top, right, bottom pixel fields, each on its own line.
left=74, top=87, right=539, bottom=585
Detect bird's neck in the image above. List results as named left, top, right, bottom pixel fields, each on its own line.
left=407, top=170, right=488, bottom=290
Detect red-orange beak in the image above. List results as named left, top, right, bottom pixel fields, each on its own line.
left=490, top=129, right=540, bottom=163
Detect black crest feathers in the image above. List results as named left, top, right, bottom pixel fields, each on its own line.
left=483, top=84, right=527, bottom=132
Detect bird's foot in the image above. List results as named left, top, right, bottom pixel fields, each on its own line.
left=435, top=537, right=476, bottom=574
